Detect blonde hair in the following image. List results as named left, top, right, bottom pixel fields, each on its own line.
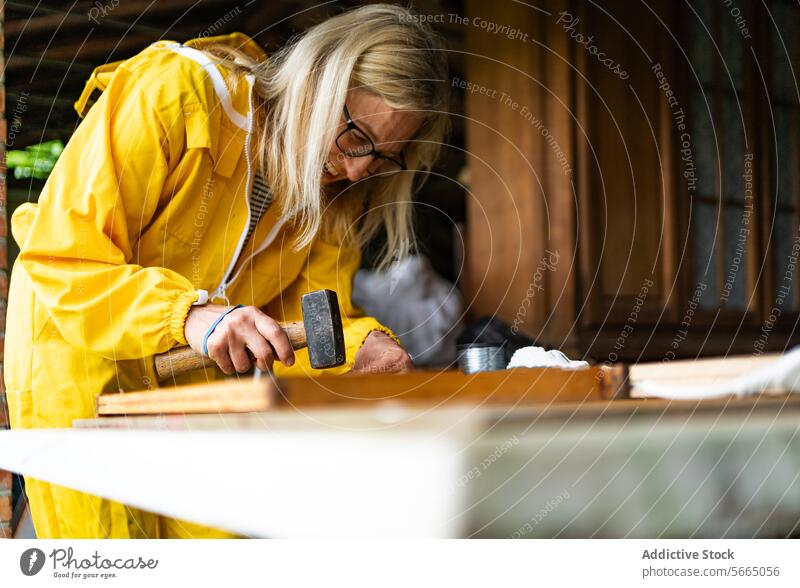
left=202, top=4, right=450, bottom=269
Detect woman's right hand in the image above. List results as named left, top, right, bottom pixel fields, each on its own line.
left=184, top=304, right=295, bottom=374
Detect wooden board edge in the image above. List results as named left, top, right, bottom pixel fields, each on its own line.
left=598, top=364, right=630, bottom=399
left=96, top=378, right=277, bottom=416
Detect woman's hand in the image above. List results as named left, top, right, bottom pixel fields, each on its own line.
left=352, top=331, right=413, bottom=374
left=184, top=304, right=295, bottom=375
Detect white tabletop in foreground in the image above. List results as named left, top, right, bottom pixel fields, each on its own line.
left=1, top=401, right=799, bottom=538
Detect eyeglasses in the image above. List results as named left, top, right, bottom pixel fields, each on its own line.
left=335, top=104, right=407, bottom=176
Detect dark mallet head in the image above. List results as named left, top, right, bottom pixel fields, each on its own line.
left=301, top=289, right=346, bottom=369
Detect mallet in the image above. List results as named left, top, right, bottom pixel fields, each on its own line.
left=153, top=289, right=345, bottom=381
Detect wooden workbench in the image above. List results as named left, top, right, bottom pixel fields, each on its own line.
left=1, top=393, right=798, bottom=538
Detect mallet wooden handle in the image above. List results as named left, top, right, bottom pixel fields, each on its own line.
left=154, top=320, right=306, bottom=381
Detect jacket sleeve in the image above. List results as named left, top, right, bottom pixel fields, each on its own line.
left=268, top=238, right=402, bottom=377
left=14, top=65, right=201, bottom=360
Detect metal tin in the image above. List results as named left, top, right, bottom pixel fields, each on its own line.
left=457, top=343, right=507, bottom=374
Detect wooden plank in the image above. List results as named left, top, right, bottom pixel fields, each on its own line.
left=542, top=0, right=579, bottom=351
left=630, top=353, right=780, bottom=383
left=462, top=0, right=546, bottom=332
left=278, top=366, right=625, bottom=405
left=97, top=366, right=628, bottom=417
left=81, top=393, right=800, bottom=431
left=628, top=353, right=785, bottom=398
left=97, top=379, right=275, bottom=416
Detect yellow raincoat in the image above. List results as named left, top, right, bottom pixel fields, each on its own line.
left=5, top=33, right=399, bottom=538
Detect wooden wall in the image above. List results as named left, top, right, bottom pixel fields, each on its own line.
left=463, top=0, right=800, bottom=360
left=463, top=0, right=577, bottom=350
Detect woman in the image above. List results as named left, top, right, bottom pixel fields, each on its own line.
left=5, top=4, right=450, bottom=538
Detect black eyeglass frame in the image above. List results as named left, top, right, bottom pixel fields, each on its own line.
left=335, top=104, right=407, bottom=174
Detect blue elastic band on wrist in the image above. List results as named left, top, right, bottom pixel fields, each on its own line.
left=203, top=304, right=244, bottom=356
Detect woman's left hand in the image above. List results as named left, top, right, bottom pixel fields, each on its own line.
left=352, top=331, right=413, bottom=374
